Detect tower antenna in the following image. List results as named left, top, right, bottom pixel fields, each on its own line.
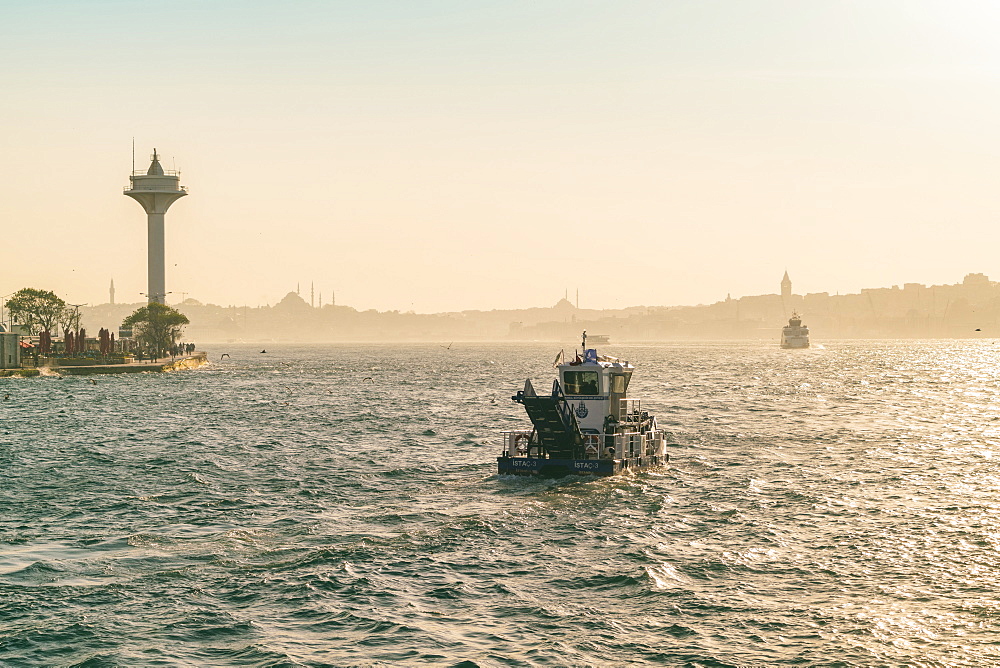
left=132, top=137, right=135, bottom=173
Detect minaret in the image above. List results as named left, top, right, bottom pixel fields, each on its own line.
left=110, top=278, right=116, bottom=305
left=311, top=282, right=315, bottom=308
left=781, top=270, right=792, bottom=299
left=124, top=149, right=187, bottom=304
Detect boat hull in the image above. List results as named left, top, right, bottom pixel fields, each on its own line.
left=497, top=455, right=667, bottom=477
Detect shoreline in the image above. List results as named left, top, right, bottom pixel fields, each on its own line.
left=0, top=352, right=208, bottom=378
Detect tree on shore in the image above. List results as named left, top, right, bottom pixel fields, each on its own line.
left=122, top=303, right=190, bottom=358
left=59, top=306, right=82, bottom=333
left=5, top=288, right=65, bottom=335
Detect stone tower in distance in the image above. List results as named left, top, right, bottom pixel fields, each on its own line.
left=780, top=270, right=792, bottom=299
left=124, top=149, right=187, bottom=304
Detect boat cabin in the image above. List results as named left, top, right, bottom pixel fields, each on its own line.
left=558, top=348, right=638, bottom=434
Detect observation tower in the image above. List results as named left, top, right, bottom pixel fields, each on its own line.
left=124, top=149, right=187, bottom=304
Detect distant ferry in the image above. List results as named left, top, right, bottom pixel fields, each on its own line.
left=781, top=313, right=810, bottom=349
left=498, top=332, right=669, bottom=477
left=587, top=334, right=610, bottom=344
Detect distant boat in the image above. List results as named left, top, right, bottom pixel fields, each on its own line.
left=498, top=332, right=669, bottom=477
left=587, top=334, right=610, bottom=344
left=781, top=313, right=810, bottom=349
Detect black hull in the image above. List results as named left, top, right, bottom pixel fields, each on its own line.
left=497, top=455, right=668, bottom=477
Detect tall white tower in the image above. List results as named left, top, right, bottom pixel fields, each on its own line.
left=124, top=149, right=187, bottom=304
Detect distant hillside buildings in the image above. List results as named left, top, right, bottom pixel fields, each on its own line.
left=77, top=273, right=1000, bottom=343
left=510, top=272, right=1000, bottom=342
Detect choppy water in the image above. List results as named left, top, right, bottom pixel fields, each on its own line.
left=3, top=341, right=1000, bottom=667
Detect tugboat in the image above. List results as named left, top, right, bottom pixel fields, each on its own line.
left=498, top=332, right=670, bottom=477
left=780, top=312, right=810, bottom=349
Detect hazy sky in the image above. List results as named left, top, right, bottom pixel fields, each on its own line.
left=4, top=0, right=1000, bottom=312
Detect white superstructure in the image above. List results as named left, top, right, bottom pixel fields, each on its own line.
left=780, top=313, right=810, bottom=348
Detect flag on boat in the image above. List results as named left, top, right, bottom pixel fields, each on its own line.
left=552, top=349, right=564, bottom=368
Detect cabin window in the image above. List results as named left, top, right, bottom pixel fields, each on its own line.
left=611, top=375, right=626, bottom=394
left=564, top=370, right=600, bottom=395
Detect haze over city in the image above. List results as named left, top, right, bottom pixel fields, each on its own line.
left=4, top=1, right=1000, bottom=312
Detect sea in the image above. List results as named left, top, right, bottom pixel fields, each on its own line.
left=2, top=340, right=1000, bottom=667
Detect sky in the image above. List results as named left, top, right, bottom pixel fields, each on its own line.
left=4, top=0, right=1000, bottom=312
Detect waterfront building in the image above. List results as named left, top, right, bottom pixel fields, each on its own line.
left=0, top=331, right=21, bottom=369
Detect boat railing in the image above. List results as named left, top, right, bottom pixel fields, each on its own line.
left=582, top=429, right=662, bottom=460
left=501, top=429, right=535, bottom=457
left=504, top=426, right=665, bottom=460
left=616, top=398, right=641, bottom=421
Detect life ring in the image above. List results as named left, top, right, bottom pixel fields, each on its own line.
left=514, top=433, right=530, bottom=454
